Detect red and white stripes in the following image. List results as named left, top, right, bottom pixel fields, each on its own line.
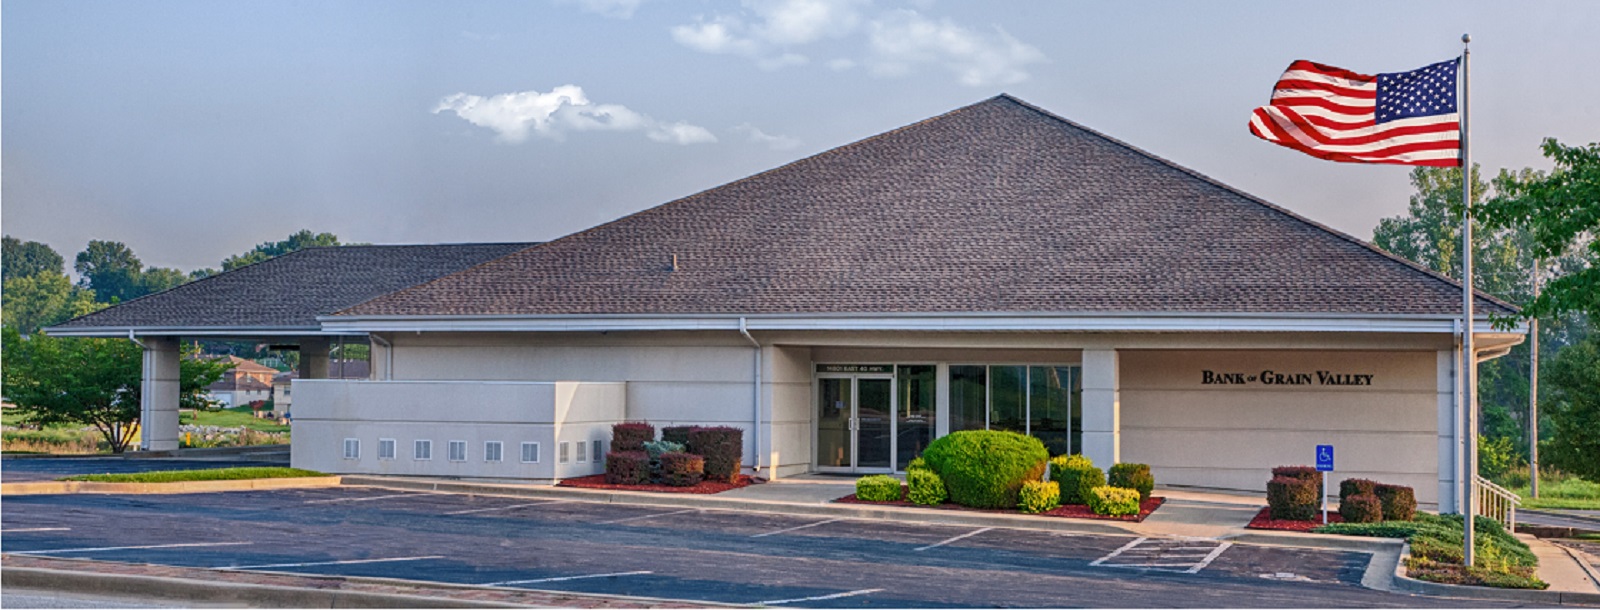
left=1249, top=60, right=1460, bottom=166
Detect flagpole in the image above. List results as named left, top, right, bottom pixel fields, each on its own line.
left=1460, top=32, right=1477, bottom=568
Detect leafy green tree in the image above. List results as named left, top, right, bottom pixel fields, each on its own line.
left=1539, top=334, right=1600, bottom=480
left=1479, top=139, right=1600, bottom=322
left=221, top=230, right=341, bottom=271
left=1, top=328, right=234, bottom=453
left=2, top=236, right=65, bottom=281
left=1, top=272, right=102, bottom=334
left=74, top=240, right=145, bottom=303
left=138, top=266, right=189, bottom=296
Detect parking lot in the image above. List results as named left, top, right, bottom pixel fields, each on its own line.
left=0, top=485, right=1520, bottom=608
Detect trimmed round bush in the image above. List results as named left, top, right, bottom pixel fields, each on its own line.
left=1339, top=478, right=1378, bottom=501
left=907, top=457, right=930, bottom=472
left=1048, top=455, right=1100, bottom=504
left=1267, top=475, right=1318, bottom=521
left=687, top=426, right=743, bottom=484
left=1109, top=463, right=1155, bottom=501
left=1374, top=484, right=1417, bottom=521
left=1069, top=465, right=1105, bottom=506
left=1339, top=492, right=1383, bottom=523
left=1019, top=480, right=1061, bottom=514
left=661, top=425, right=697, bottom=447
left=907, top=467, right=947, bottom=505
left=659, top=452, right=704, bottom=487
left=604, top=450, right=649, bottom=485
left=611, top=422, right=655, bottom=453
left=921, top=430, right=1048, bottom=509
left=1272, top=465, right=1323, bottom=489
left=855, top=475, right=903, bottom=502
left=1087, top=486, right=1141, bottom=516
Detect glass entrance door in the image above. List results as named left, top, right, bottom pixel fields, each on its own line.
left=815, top=375, right=894, bottom=473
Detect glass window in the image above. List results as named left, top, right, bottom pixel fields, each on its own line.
left=950, top=365, right=987, bottom=432
left=1030, top=366, right=1072, bottom=456
left=342, top=438, right=359, bottom=460
left=448, top=440, right=467, bottom=462
left=521, top=442, right=540, bottom=463
left=415, top=439, right=432, bottom=461
left=1070, top=367, right=1083, bottom=456
left=378, top=438, right=396, bottom=460
left=485, top=441, right=503, bottom=463
left=896, top=365, right=936, bottom=470
left=988, top=366, right=1027, bottom=433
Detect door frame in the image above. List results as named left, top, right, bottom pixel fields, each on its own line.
left=813, top=370, right=896, bottom=474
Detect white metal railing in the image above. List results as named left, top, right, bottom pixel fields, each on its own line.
left=1474, top=475, right=1521, bottom=531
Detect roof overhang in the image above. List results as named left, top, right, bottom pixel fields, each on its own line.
left=318, top=312, right=1527, bottom=335
left=41, top=325, right=367, bottom=338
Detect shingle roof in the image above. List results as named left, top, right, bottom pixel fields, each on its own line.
left=339, top=96, right=1512, bottom=318
left=53, top=243, right=534, bottom=331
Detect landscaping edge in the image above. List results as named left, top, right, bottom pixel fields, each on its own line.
left=0, top=476, right=342, bottom=496
left=1389, top=544, right=1600, bottom=606
left=1, top=565, right=520, bottom=609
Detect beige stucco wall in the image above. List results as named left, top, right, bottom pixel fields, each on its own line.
left=1118, top=349, right=1441, bottom=504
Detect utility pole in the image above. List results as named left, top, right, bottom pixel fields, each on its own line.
left=1530, top=258, right=1540, bottom=498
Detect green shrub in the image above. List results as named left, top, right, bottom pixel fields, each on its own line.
left=1339, top=478, right=1378, bottom=501
left=1019, top=481, right=1061, bottom=514
left=907, top=457, right=930, bottom=472
left=641, top=440, right=684, bottom=462
left=921, top=430, right=1048, bottom=509
left=1051, top=454, right=1093, bottom=472
left=687, top=426, right=743, bottom=484
left=1087, top=486, right=1141, bottom=516
left=661, top=425, right=697, bottom=447
left=1267, top=475, right=1318, bottom=520
left=1049, top=455, right=1101, bottom=504
left=907, top=467, right=947, bottom=505
left=659, top=452, right=703, bottom=487
left=611, top=422, right=655, bottom=452
left=604, top=451, right=649, bottom=485
left=1108, top=463, right=1154, bottom=501
left=1338, top=493, right=1382, bottom=523
left=1374, top=484, right=1417, bottom=521
left=855, top=475, right=903, bottom=502
left=1072, top=466, right=1106, bottom=506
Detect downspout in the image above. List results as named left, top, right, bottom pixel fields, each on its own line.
left=738, top=317, right=763, bottom=477
left=369, top=334, right=393, bottom=380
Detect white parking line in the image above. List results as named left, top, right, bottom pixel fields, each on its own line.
left=0, top=527, right=72, bottom=533
left=1185, top=541, right=1233, bottom=574
left=760, top=588, right=884, bottom=605
left=750, top=518, right=846, bottom=538
left=483, top=570, right=653, bottom=586
left=595, top=508, right=697, bottom=525
left=1090, top=537, right=1232, bottom=574
left=913, top=527, right=992, bottom=552
left=226, top=555, right=445, bottom=570
left=1088, top=537, right=1148, bottom=566
left=11, top=541, right=252, bottom=555
left=303, top=493, right=430, bottom=504
left=445, top=501, right=569, bottom=515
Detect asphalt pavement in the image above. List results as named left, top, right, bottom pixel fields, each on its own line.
left=0, top=486, right=1522, bottom=608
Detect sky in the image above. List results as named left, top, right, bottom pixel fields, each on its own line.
left=4, top=0, right=1598, bottom=274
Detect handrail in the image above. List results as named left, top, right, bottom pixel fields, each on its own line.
left=1474, top=475, right=1521, bottom=532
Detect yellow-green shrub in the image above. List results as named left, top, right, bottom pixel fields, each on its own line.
left=855, top=474, right=903, bottom=502
left=1019, top=480, right=1061, bottom=514
left=907, top=467, right=947, bottom=505
left=1087, top=485, right=1141, bottom=516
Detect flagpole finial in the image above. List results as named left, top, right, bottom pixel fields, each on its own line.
left=1462, top=33, right=1471, bottom=44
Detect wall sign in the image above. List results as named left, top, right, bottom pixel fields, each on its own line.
left=816, top=364, right=893, bottom=374
left=1201, top=370, right=1374, bottom=386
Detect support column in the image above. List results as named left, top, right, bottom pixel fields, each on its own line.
left=299, top=337, right=330, bottom=380
left=139, top=337, right=181, bottom=452
left=1437, top=349, right=1459, bottom=513
left=1080, top=349, right=1120, bottom=467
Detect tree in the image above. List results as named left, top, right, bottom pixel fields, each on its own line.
left=1479, top=139, right=1600, bottom=322
left=2, top=236, right=65, bottom=281
left=1, top=328, right=235, bottom=453
left=221, top=230, right=341, bottom=271
left=1, top=272, right=102, bottom=334
left=138, top=266, right=189, bottom=296
left=74, top=240, right=145, bottom=304
left=1539, top=334, right=1600, bottom=480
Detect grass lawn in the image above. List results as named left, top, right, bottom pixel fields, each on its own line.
left=1513, top=477, right=1600, bottom=510
left=61, top=467, right=325, bottom=483
left=1317, top=513, right=1545, bottom=589
left=183, top=406, right=290, bottom=433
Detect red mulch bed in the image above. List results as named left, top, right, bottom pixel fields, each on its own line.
left=1245, top=506, right=1343, bottom=531
left=557, top=474, right=757, bottom=494
left=836, top=490, right=1166, bottom=523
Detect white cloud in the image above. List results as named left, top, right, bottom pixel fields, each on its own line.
left=735, top=124, right=802, bottom=150
left=568, top=0, right=647, bottom=19
left=866, top=9, right=1044, bottom=86
left=668, top=1, right=1044, bottom=86
left=433, top=85, right=716, bottom=145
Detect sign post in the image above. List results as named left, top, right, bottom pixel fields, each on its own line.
left=1316, top=444, right=1334, bottom=524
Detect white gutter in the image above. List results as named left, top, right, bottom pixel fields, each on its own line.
left=738, top=317, right=763, bottom=476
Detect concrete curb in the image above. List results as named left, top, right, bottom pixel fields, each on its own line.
left=341, top=475, right=1140, bottom=536
left=1, top=565, right=523, bottom=608
left=1, top=476, right=343, bottom=496
left=1221, top=531, right=1406, bottom=554
left=1388, top=544, right=1600, bottom=607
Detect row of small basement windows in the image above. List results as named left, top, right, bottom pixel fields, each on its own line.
left=341, top=438, right=604, bottom=464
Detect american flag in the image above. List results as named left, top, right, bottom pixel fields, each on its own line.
left=1249, top=58, right=1461, bottom=166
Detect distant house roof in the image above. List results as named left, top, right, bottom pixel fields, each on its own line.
left=335, top=95, right=1515, bottom=320
left=49, top=243, right=534, bottom=336
left=207, top=376, right=272, bottom=393
left=273, top=360, right=369, bottom=383
left=221, top=356, right=279, bottom=375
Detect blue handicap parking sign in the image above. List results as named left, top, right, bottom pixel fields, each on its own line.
left=1316, top=445, right=1334, bottom=471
